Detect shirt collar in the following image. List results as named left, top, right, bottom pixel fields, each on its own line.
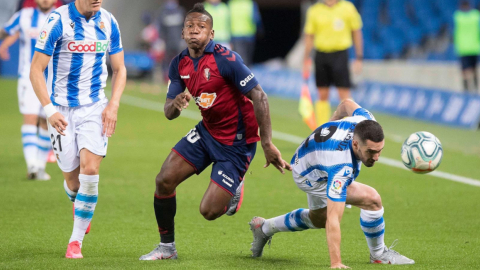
left=69, top=2, right=101, bottom=21
left=204, top=40, right=216, bottom=53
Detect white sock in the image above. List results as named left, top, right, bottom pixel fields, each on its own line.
left=37, top=127, right=50, bottom=171
left=64, top=180, right=77, bottom=202
left=160, top=242, right=175, bottom=247
left=262, top=208, right=317, bottom=237
left=360, top=207, right=386, bottom=257
left=70, top=174, right=99, bottom=245
left=21, top=125, right=38, bottom=170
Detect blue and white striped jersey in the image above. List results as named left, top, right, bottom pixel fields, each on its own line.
left=35, top=3, right=123, bottom=107
left=3, top=7, right=53, bottom=79
left=291, top=108, right=376, bottom=202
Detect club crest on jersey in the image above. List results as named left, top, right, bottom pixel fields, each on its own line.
left=194, top=92, right=217, bottom=109
left=203, top=68, right=211, bottom=81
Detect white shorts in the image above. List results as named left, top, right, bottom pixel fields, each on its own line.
left=293, top=171, right=329, bottom=210
left=17, top=78, right=45, bottom=117
left=48, top=99, right=109, bottom=172
left=293, top=171, right=353, bottom=210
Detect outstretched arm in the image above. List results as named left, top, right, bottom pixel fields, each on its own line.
left=330, top=99, right=361, bottom=121
left=326, top=199, right=349, bottom=269
left=164, top=92, right=191, bottom=120
left=245, top=85, right=292, bottom=174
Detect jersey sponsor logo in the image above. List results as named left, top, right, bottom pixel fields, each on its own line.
left=180, top=75, right=190, bottom=79
left=336, top=124, right=356, bottom=151
left=67, top=40, right=109, bottom=53
left=193, top=92, right=217, bottom=109
left=204, top=68, right=211, bottom=81
left=240, top=73, right=255, bottom=87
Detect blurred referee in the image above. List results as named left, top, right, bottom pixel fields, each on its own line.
left=303, top=0, right=363, bottom=126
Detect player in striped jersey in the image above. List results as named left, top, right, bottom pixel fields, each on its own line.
left=30, top=0, right=126, bottom=259
left=0, top=0, right=57, bottom=180
left=249, top=100, right=414, bottom=268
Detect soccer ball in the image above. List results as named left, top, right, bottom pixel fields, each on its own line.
left=401, top=131, right=443, bottom=174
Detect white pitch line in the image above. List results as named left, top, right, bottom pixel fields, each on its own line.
left=120, top=93, right=480, bottom=188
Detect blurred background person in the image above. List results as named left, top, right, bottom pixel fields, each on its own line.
left=0, top=0, right=57, bottom=180
left=228, top=0, right=263, bottom=67
left=454, top=0, right=480, bottom=93
left=303, top=0, right=363, bottom=126
left=157, top=0, right=184, bottom=82
left=204, top=0, right=231, bottom=48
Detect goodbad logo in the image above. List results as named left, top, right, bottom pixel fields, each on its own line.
left=67, top=40, right=109, bottom=53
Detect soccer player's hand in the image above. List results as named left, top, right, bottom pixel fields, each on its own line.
left=330, top=263, right=350, bottom=269
left=262, top=143, right=292, bottom=174
left=352, top=59, right=362, bottom=74
left=0, top=48, right=9, bottom=61
left=49, top=112, right=68, bottom=136
left=173, top=92, right=191, bottom=111
left=102, top=102, right=119, bottom=137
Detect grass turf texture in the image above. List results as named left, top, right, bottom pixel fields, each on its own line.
left=0, top=78, right=479, bottom=269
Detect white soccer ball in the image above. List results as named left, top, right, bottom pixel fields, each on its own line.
left=401, top=131, right=443, bottom=174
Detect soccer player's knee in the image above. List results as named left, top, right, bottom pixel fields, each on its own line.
left=369, top=189, right=382, bottom=210
left=81, top=162, right=100, bottom=175
left=199, top=207, right=221, bottom=221
left=155, top=173, right=175, bottom=194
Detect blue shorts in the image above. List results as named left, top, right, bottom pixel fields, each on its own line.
left=460, top=55, right=478, bottom=70
left=172, top=121, right=257, bottom=196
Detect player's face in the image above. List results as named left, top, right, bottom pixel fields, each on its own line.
left=353, top=139, right=384, bottom=167
left=35, top=0, right=57, bottom=11
left=80, top=0, right=103, bottom=13
left=182, top=13, right=214, bottom=50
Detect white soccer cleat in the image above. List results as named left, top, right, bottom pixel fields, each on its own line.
left=370, top=240, right=415, bottom=265
left=36, top=169, right=51, bottom=181
left=249, top=216, right=272, bottom=258
left=139, top=243, right=178, bottom=261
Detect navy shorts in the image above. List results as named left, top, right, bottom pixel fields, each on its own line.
left=172, top=121, right=257, bottom=196
left=460, top=55, right=478, bottom=70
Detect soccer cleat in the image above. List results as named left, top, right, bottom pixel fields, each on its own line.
left=26, top=166, right=37, bottom=180
left=249, top=216, right=272, bottom=258
left=226, top=180, right=244, bottom=216
left=370, top=240, right=415, bottom=265
left=36, top=169, right=51, bottom=181
left=65, top=241, right=83, bottom=259
left=139, top=243, right=178, bottom=260
left=72, top=204, right=91, bottom=234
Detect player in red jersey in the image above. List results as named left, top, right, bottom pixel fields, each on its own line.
left=139, top=3, right=291, bottom=260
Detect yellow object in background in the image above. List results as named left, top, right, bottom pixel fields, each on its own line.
left=315, top=100, right=331, bottom=126
left=299, top=82, right=317, bottom=131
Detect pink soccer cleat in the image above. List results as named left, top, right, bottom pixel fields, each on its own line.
left=65, top=241, right=83, bottom=259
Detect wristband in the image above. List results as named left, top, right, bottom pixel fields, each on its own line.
left=43, top=103, right=57, bottom=118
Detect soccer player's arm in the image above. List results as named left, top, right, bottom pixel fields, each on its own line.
left=31, top=12, right=67, bottom=135
left=330, top=99, right=361, bottom=121
left=164, top=56, right=188, bottom=120
left=325, top=169, right=351, bottom=268
left=103, top=14, right=127, bottom=137
left=0, top=11, right=21, bottom=59
left=217, top=50, right=291, bottom=173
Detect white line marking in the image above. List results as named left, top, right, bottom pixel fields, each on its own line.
left=120, top=94, right=480, bottom=187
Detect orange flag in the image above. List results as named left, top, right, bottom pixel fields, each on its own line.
left=299, top=79, right=316, bottom=131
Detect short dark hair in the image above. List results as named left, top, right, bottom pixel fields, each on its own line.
left=353, top=120, right=384, bottom=143
left=185, top=3, right=213, bottom=27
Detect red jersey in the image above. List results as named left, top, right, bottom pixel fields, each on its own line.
left=167, top=41, right=260, bottom=146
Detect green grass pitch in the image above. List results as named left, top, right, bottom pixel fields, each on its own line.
left=0, top=78, right=479, bottom=269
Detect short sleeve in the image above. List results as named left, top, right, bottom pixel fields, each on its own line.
left=35, top=12, right=63, bottom=56
left=348, top=3, right=362, bottom=31
left=215, top=48, right=259, bottom=95
left=304, top=7, right=316, bottom=35
left=352, top=108, right=375, bottom=121
left=166, top=57, right=186, bottom=99
left=327, top=165, right=354, bottom=202
left=109, top=13, right=123, bottom=55
left=3, top=11, right=21, bottom=35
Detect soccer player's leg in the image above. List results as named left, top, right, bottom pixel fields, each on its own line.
left=314, top=52, right=332, bottom=126
left=250, top=173, right=324, bottom=257
left=346, top=182, right=414, bottom=265
left=140, top=126, right=210, bottom=261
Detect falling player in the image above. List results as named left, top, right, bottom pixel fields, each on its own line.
left=249, top=99, right=414, bottom=268
left=30, top=0, right=126, bottom=259
left=0, top=0, right=58, bottom=180
left=139, top=3, right=291, bottom=261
